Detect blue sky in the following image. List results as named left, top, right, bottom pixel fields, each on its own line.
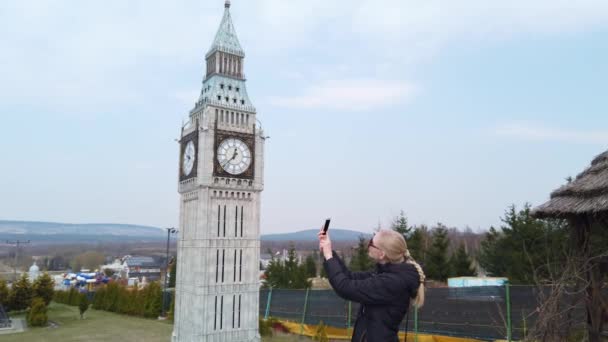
left=1, top=1, right=607, bottom=234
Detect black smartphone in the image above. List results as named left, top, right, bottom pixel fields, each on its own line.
left=322, top=218, right=331, bottom=235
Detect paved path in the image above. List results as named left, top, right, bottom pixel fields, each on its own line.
left=0, top=318, right=25, bottom=335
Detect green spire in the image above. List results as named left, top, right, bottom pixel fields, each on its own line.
left=207, top=1, right=244, bottom=58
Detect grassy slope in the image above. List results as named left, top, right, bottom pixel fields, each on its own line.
left=4, top=303, right=307, bottom=342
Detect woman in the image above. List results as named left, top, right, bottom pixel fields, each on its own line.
left=318, top=229, right=425, bottom=342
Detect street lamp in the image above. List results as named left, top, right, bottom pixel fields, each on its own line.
left=161, top=228, right=177, bottom=318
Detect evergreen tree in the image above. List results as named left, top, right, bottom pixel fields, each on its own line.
left=143, top=282, right=163, bottom=318
left=478, top=226, right=506, bottom=277
left=263, top=246, right=310, bottom=289
left=8, top=273, right=32, bottom=311
left=168, top=258, right=177, bottom=288
left=304, top=254, right=317, bottom=278
left=78, top=293, right=89, bottom=319
left=32, top=273, right=55, bottom=306
left=92, top=286, right=106, bottom=310
left=0, top=279, right=9, bottom=308
left=284, top=244, right=310, bottom=289
left=425, top=225, right=451, bottom=282
left=103, top=282, right=120, bottom=312
left=314, top=249, right=328, bottom=278
left=407, top=225, right=430, bottom=264
left=478, top=204, right=570, bottom=284
left=27, top=297, right=48, bottom=327
left=391, top=210, right=411, bottom=240
left=349, top=236, right=374, bottom=272
left=449, top=243, right=476, bottom=277
left=263, top=255, right=285, bottom=288
left=68, top=287, right=80, bottom=306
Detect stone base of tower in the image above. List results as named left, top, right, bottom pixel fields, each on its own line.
left=171, top=330, right=260, bottom=342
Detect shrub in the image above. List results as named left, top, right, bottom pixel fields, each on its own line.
left=27, top=297, right=48, bottom=327
left=32, top=273, right=55, bottom=306
left=143, top=282, right=162, bottom=318
left=0, top=279, right=9, bottom=308
left=313, top=320, right=329, bottom=342
left=259, top=318, right=273, bottom=337
left=79, top=293, right=89, bottom=319
left=8, top=274, right=32, bottom=311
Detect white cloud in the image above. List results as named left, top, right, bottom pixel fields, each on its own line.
left=495, top=121, right=608, bottom=144
left=1, top=0, right=607, bottom=113
left=267, top=79, right=417, bottom=111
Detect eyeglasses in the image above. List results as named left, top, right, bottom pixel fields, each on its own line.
left=368, top=235, right=379, bottom=249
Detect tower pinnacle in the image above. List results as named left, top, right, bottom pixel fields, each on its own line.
left=225, top=0, right=230, bottom=9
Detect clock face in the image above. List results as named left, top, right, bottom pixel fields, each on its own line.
left=182, top=141, right=196, bottom=176
left=216, top=138, right=252, bottom=175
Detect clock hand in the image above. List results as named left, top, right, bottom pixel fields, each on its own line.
left=222, top=155, right=236, bottom=168
left=220, top=148, right=239, bottom=169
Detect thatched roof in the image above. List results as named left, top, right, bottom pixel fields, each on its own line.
left=533, top=150, right=608, bottom=218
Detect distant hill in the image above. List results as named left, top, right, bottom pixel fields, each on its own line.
left=261, top=229, right=371, bottom=242
left=0, top=220, right=370, bottom=244
left=0, top=220, right=165, bottom=243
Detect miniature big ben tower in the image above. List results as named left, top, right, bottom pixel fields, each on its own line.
left=173, top=1, right=265, bottom=341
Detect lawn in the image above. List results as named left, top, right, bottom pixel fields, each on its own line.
left=3, top=303, right=308, bottom=342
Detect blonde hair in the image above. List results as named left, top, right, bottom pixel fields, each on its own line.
left=375, top=229, right=426, bottom=308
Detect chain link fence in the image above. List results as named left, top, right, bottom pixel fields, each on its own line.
left=259, top=285, right=596, bottom=341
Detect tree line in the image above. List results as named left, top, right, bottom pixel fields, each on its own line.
left=263, top=204, right=600, bottom=287
left=0, top=273, right=55, bottom=326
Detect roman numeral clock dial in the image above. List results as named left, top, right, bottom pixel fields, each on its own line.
left=179, top=130, right=198, bottom=181
left=217, top=138, right=251, bottom=175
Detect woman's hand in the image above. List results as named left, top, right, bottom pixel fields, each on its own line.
left=318, top=228, right=333, bottom=260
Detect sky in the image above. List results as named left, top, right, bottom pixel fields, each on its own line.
left=1, top=1, right=607, bottom=234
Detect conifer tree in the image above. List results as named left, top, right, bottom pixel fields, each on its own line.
left=144, top=282, right=163, bottom=318
left=27, top=297, right=47, bottom=326
left=78, top=293, right=89, bottom=319
left=8, top=273, right=32, bottom=311
left=425, top=225, right=451, bottom=282
left=449, top=243, right=476, bottom=277
left=304, top=254, right=317, bottom=278
left=92, top=286, right=106, bottom=310
left=407, top=225, right=430, bottom=263
left=391, top=210, right=411, bottom=240
left=349, top=236, right=374, bottom=272
left=0, top=279, right=9, bottom=308
left=33, top=273, right=55, bottom=306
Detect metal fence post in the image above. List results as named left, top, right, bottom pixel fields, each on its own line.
left=506, top=280, right=512, bottom=342
left=414, top=305, right=419, bottom=342
left=264, top=287, right=273, bottom=320
left=300, top=288, right=310, bottom=335
left=347, top=301, right=352, bottom=338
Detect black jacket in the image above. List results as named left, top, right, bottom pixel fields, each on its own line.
left=323, top=251, right=420, bottom=342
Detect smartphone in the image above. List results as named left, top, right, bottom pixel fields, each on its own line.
left=322, top=218, right=331, bottom=235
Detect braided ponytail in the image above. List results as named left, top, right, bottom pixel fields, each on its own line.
left=404, top=251, right=425, bottom=308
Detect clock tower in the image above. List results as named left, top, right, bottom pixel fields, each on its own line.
left=173, top=1, right=265, bottom=341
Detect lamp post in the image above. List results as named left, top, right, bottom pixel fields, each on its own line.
left=161, top=228, right=177, bottom=318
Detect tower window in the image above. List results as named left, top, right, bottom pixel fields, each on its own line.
left=228, top=85, right=232, bottom=90
left=233, top=98, right=237, bottom=104
left=217, top=95, right=221, bottom=101
left=225, top=97, right=229, bottom=102
left=220, top=84, right=224, bottom=89
left=241, top=100, right=245, bottom=105
left=236, top=87, right=240, bottom=92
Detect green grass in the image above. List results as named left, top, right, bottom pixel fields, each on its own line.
left=2, top=303, right=307, bottom=342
